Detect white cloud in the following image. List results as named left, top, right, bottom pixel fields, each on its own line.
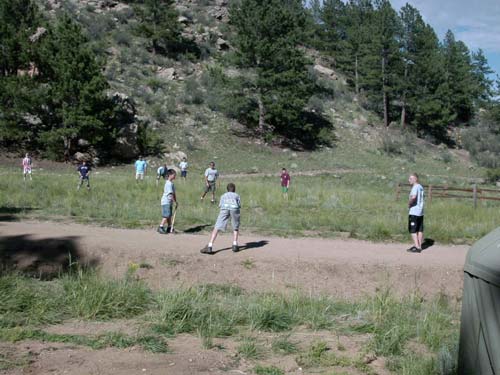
left=390, top=0, right=500, bottom=53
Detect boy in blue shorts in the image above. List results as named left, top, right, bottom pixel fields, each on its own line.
left=77, top=161, right=91, bottom=191
left=201, top=183, right=241, bottom=254
left=158, top=169, right=177, bottom=234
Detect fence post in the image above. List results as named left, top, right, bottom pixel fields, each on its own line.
left=473, top=184, right=478, bottom=209
left=428, top=185, right=433, bottom=204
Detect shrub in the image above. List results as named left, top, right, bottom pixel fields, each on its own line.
left=486, top=168, right=500, bottom=183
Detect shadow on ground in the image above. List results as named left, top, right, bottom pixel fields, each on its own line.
left=183, top=224, right=211, bottom=233
left=0, top=206, right=37, bottom=222
left=422, top=238, right=435, bottom=250
left=213, top=240, right=269, bottom=254
left=0, top=234, right=98, bottom=279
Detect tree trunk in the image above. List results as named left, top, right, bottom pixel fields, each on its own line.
left=257, top=94, right=266, bottom=136
left=382, top=54, right=389, bottom=127
left=400, top=63, right=408, bottom=128
left=354, top=55, right=359, bottom=96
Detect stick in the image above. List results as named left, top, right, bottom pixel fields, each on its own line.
left=170, top=207, right=177, bottom=233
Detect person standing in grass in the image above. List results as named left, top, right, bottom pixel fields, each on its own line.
left=407, top=173, right=425, bottom=253
left=135, top=156, right=148, bottom=182
left=158, top=169, right=177, bottom=234
left=156, top=163, right=167, bottom=186
left=77, top=160, right=91, bottom=191
left=179, top=157, right=188, bottom=181
left=22, top=153, right=33, bottom=181
left=280, top=168, right=291, bottom=200
left=201, top=182, right=241, bottom=254
left=200, top=161, right=219, bottom=203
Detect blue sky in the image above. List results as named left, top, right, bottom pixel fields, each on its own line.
left=388, top=0, right=500, bottom=79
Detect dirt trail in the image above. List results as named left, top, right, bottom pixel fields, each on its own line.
left=0, top=220, right=468, bottom=298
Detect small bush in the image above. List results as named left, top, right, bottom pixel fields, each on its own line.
left=237, top=339, right=263, bottom=359
left=380, top=133, right=404, bottom=155
left=486, top=168, right=500, bottom=183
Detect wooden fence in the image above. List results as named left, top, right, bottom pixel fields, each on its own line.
left=396, top=183, right=500, bottom=208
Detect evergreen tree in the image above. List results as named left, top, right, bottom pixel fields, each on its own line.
left=359, top=0, right=401, bottom=126
left=315, top=0, right=347, bottom=66
left=0, top=0, right=39, bottom=76
left=471, top=49, right=493, bottom=106
left=33, top=16, right=117, bottom=159
left=134, top=0, right=182, bottom=55
left=342, top=0, right=375, bottom=95
left=398, top=4, right=451, bottom=134
left=230, top=0, right=314, bottom=140
left=441, top=30, right=475, bottom=124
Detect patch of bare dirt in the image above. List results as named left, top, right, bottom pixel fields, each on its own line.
left=0, top=221, right=468, bottom=299
left=0, top=220, right=468, bottom=375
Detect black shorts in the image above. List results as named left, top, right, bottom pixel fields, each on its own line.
left=408, top=215, right=424, bottom=233
left=181, top=170, right=187, bottom=178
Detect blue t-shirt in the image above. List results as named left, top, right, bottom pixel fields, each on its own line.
left=135, top=160, right=147, bottom=173
left=78, top=165, right=91, bottom=177
left=409, top=184, right=424, bottom=216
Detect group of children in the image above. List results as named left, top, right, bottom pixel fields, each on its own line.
left=21, top=153, right=424, bottom=254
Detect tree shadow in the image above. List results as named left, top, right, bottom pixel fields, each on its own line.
left=0, top=234, right=98, bottom=279
left=0, top=207, right=37, bottom=222
left=212, top=240, right=269, bottom=254
left=421, top=238, right=435, bottom=250
left=183, top=224, right=211, bottom=233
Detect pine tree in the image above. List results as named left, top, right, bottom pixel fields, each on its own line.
left=359, top=0, right=401, bottom=126
left=441, top=30, right=475, bottom=124
left=342, top=0, right=375, bottom=96
left=0, top=0, right=39, bottom=76
left=32, top=16, right=117, bottom=159
left=230, top=0, right=313, bottom=139
left=471, top=49, right=493, bottom=106
left=134, top=0, right=182, bottom=55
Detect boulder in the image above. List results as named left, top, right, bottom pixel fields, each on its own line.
left=74, top=152, right=88, bottom=162
left=178, top=16, right=191, bottom=24
left=157, top=67, right=176, bottom=81
left=162, top=151, right=188, bottom=164
left=216, top=38, right=230, bottom=50
left=77, top=139, right=90, bottom=147
left=29, top=27, right=47, bottom=43
left=313, top=64, right=338, bottom=80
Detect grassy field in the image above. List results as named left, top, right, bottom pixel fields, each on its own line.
left=1, top=165, right=498, bottom=243
left=0, top=269, right=460, bottom=374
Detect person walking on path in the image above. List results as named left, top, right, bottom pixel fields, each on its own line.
left=407, top=173, right=425, bottom=253
left=280, top=168, right=291, bottom=200
left=135, top=156, right=148, bottom=182
left=158, top=169, right=177, bottom=234
left=201, top=182, right=241, bottom=254
left=77, top=161, right=91, bottom=191
left=200, top=161, right=219, bottom=203
left=179, top=157, right=188, bottom=181
left=156, top=163, right=167, bottom=186
left=22, top=153, right=33, bottom=181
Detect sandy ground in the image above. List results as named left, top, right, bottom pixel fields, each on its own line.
left=0, top=220, right=468, bottom=375
left=0, top=220, right=468, bottom=298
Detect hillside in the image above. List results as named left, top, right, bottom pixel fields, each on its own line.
left=0, top=0, right=473, bottom=182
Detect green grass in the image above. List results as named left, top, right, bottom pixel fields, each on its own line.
left=1, top=166, right=498, bottom=243
left=237, top=338, right=263, bottom=360
left=254, top=364, right=285, bottom=375
left=0, top=271, right=460, bottom=373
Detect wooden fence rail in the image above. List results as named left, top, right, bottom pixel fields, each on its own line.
left=395, top=183, right=500, bottom=209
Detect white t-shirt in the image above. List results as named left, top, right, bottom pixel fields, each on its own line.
left=205, top=168, right=218, bottom=182
left=161, top=180, right=175, bottom=205
left=409, top=184, right=424, bottom=216
left=179, top=161, right=188, bottom=171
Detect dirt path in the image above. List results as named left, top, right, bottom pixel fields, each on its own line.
left=0, top=220, right=468, bottom=298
